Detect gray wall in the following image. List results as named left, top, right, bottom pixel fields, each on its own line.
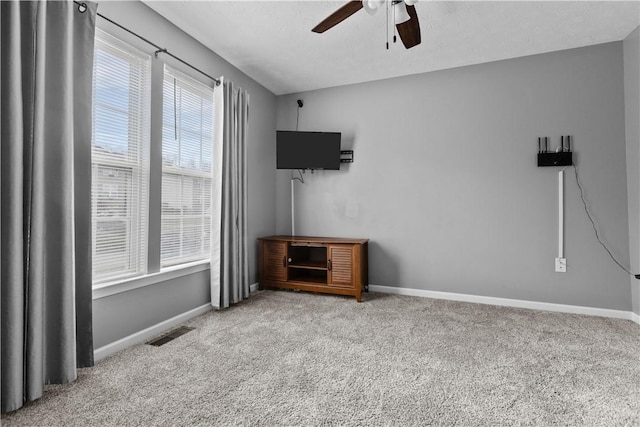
left=93, top=1, right=277, bottom=349
left=93, top=271, right=210, bottom=348
left=276, top=42, right=631, bottom=311
left=624, top=26, right=640, bottom=316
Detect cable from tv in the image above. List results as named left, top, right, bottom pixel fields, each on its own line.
left=291, top=169, right=304, bottom=183
left=572, top=163, right=635, bottom=276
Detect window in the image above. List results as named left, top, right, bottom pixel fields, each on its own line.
left=91, top=31, right=217, bottom=288
left=91, top=31, right=150, bottom=284
left=161, top=66, right=214, bottom=268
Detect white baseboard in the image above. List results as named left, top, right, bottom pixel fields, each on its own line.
left=369, top=284, right=635, bottom=322
left=94, top=303, right=212, bottom=362
left=250, top=282, right=259, bottom=293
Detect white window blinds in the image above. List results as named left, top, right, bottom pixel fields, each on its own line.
left=91, top=30, right=151, bottom=284
left=161, top=66, right=214, bottom=268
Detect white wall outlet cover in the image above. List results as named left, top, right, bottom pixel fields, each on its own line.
left=555, top=257, right=567, bottom=273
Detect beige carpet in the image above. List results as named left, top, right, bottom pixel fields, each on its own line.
left=3, top=290, right=639, bottom=426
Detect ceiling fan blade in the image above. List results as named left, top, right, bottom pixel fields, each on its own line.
left=312, top=1, right=364, bottom=33
left=396, top=5, right=421, bottom=49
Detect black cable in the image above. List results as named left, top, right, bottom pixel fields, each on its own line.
left=572, top=163, right=635, bottom=276
left=291, top=169, right=304, bottom=183
left=296, top=106, right=300, bottom=131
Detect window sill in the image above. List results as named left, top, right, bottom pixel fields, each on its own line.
left=92, top=260, right=211, bottom=300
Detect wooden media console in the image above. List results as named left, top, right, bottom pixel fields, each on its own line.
left=258, top=236, right=369, bottom=302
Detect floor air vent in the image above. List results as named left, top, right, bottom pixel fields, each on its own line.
left=147, top=326, right=195, bottom=347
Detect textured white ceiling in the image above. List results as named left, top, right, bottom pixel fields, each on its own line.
left=143, top=1, right=640, bottom=95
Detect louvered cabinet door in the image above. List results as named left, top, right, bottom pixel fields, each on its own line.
left=263, top=241, right=287, bottom=282
left=327, top=244, right=355, bottom=288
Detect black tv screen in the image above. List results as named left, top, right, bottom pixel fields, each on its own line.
left=277, top=131, right=341, bottom=170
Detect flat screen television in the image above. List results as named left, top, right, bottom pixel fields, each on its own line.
left=276, top=131, right=341, bottom=170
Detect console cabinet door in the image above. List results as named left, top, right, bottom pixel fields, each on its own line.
left=327, top=244, right=354, bottom=288
left=263, top=241, right=287, bottom=282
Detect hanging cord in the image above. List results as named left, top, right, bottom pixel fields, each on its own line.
left=386, top=1, right=389, bottom=50
left=392, top=1, right=397, bottom=44
left=73, top=1, right=220, bottom=86
left=572, top=163, right=635, bottom=276
left=173, top=78, right=178, bottom=141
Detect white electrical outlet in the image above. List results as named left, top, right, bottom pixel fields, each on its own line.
left=555, top=257, right=567, bottom=273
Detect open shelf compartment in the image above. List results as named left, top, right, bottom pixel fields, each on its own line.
left=288, top=269, right=327, bottom=284
left=288, top=244, right=327, bottom=269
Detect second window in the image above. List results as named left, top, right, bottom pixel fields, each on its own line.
left=161, top=66, right=214, bottom=268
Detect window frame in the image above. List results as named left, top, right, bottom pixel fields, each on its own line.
left=91, top=29, right=151, bottom=285
left=160, top=66, right=215, bottom=269
left=90, top=28, right=217, bottom=293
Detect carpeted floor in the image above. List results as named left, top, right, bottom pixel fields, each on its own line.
left=3, top=290, right=640, bottom=426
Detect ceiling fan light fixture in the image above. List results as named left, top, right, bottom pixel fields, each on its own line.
left=363, top=0, right=385, bottom=16
left=394, top=2, right=411, bottom=24
left=404, top=0, right=418, bottom=6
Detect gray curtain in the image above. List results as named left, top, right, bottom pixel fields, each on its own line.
left=211, top=81, right=250, bottom=308
left=1, top=1, right=96, bottom=413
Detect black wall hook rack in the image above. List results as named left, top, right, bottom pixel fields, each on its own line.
left=537, top=135, right=573, bottom=167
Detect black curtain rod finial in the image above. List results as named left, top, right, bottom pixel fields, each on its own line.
left=154, top=48, right=167, bottom=59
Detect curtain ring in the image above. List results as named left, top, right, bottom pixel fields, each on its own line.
left=78, top=2, right=87, bottom=13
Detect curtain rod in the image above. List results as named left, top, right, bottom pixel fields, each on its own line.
left=74, top=1, right=221, bottom=87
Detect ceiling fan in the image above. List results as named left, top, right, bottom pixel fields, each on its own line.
left=312, top=0, right=421, bottom=49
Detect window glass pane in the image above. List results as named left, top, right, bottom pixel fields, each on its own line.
left=160, top=218, right=181, bottom=261
left=161, top=66, right=214, bottom=268
left=94, top=49, right=130, bottom=111
left=201, top=133, right=213, bottom=173
left=180, top=90, right=203, bottom=132
left=161, top=172, right=182, bottom=216
left=179, top=130, right=202, bottom=170
left=91, top=30, right=150, bottom=284
left=95, top=166, right=132, bottom=217
left=203, top=215, right=211, bottom=253
left=94, top=220, right=130, bottom=277
left=182, top=218, right=204, bottom=257
left=204, top=179, right=212, bottom=215
left=93, top=107, right=130, bottom=155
